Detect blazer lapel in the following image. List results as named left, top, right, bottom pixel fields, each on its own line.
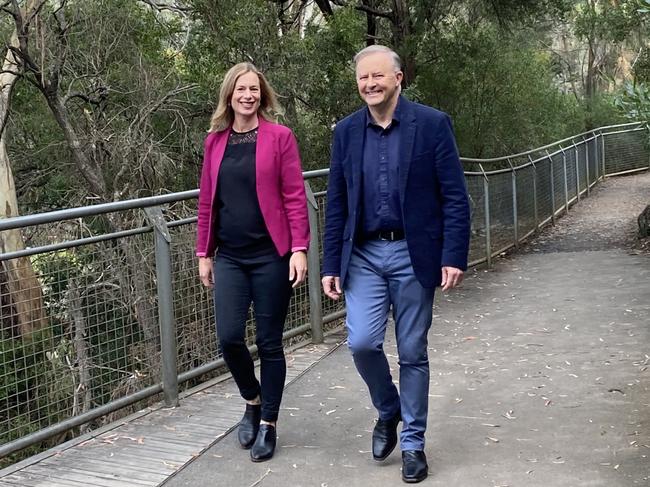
left=255, top=116, right=270, bottom=178
left=398, top=100, right=417, bottom=207
left=210, top=128, right=230, bottom=192
left=348, top=112, right=365, bottom=210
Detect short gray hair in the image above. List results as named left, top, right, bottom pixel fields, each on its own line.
left=353, top=45, right=402, bottom=71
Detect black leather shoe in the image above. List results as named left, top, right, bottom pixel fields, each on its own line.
left=238, top=403, right=261, bottom=449
left=402, top=450, right=428, bottom=483
left=250, top=423, right=277, bottom=462
left=372, top=409, right=401, bottom=461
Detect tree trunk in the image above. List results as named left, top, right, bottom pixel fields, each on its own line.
left=0, top=18, right=46, bottom=338
left=42, top=94, right=107, bottom=197
left=585, top=37, right=596, bottom=128
left=391, top=0, right=415, bottom=86
left=67, top=278, right=92, bottom=433
left=41, top=85, right=159, bottom=370
left=362, top=0, right=377, bottom=46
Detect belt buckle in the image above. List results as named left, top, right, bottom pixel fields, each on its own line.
left=379, top=231, right=394, bottom=241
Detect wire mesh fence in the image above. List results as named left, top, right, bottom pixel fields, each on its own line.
left=0, top=122, right=648, bottom=465
left=604, top=127, right=649, bottom=175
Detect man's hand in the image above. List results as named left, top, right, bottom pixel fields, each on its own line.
left=289, top=251, right=308, bottom=288
left=441, top=266, right=464, bottom=291
left=321, top=275, right=342, bottom=300
left=198, top=257, right=214, bottom=288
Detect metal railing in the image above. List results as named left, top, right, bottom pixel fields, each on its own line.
left=0, top=121, right=647, bottom=462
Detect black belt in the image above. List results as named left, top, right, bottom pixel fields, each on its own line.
left=363, top=230, right=405, bottom=241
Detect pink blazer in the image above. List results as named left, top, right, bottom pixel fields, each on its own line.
left=196, top=117, right=310, bottom=258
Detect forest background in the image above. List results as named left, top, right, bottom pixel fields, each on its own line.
left=1, top=0, right=650, bottom=216
left=1, top=0, right=650, bottom=467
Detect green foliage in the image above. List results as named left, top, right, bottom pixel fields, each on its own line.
left=639, top=0, right=650, bottom=13
left=414, top=22, right=584, bottom=157
left=614, top=81, right=650, bottom=121
left=573, top=0, right=642, bottom=43
left=632, top=48, right=650, bottom=82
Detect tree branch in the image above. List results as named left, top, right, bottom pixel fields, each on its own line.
left=355, top=3, right=393, bottom=20
left=313, top=0, right=333, bottom=17
left=136, top=0, right=190, bottom=14
left=23, top=0, right=48, bottom=29
left=64, top=90, right=105, bottom=106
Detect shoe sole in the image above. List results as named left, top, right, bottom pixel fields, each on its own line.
left=372, top=441, right=397, bottom=462
left=402, top=472, right=428, bottom=483
left=250, top=454, right=273, bottom=463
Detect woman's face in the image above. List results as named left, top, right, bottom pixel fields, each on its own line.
left=231, top=71, right=261, bottom=120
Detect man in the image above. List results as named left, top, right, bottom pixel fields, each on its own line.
left=321, top=45, right=470, bottom=483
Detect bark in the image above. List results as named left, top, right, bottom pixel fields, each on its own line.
left=391, top=0, right=415, bottom=86
left=313, top=0, right=333, bottom=18
left=361, top=0, right=377, bottom=46
left=41, top=94, right=107, bottom=197
left=0, top=1, right=46, bottom=337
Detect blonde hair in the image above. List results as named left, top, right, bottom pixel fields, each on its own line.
left=209, top=63, right=282, bottom=132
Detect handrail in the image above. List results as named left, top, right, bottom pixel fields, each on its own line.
left=460, top=121, right=644, bottom=163
left=0, top=122, right=645, bottom=233
left=0, top=190, right=198, bottom=232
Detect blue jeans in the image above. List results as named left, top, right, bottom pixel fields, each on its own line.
left=344, top=240, right=435, bottom=450
left=213, top=254, right=292, bottom=422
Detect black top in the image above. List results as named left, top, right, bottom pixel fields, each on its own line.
left=214, top=128, right=278, bottom=262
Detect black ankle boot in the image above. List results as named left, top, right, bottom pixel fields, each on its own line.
left=238, top=403, right=261, bottom=449
left=250, top=423, right=276, bottom=462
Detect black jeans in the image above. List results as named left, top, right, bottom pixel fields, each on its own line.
left=213, top=253, right=292, bottom=422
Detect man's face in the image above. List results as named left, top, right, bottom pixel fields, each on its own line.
left=356, top=52, right=403, bottom=110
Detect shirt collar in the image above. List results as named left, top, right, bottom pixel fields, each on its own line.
left=365, top=95, right=403, bottom=127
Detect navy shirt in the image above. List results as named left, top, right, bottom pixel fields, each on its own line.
left=361, top=99, right=403, bottom=233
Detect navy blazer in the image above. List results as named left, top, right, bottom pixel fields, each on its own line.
left=322, top=97, right=471, bottom=288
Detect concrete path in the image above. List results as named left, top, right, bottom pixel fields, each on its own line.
left=164, top=172, right=650, bottom=487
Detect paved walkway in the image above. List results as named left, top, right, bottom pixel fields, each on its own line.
left=164, top=172, right=650, bottom=487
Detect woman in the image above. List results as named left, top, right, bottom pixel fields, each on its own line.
left=196, top=63, right=309, bottom=462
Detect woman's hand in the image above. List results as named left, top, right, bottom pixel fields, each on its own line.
left=289, top=251, right=307, bottom=288
left=198, top=257, right=214, bottom=288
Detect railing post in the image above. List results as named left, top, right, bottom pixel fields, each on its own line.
left=593, top=132, right=600, bottom=181
left=144, top=206, right=179, bottom=408
left=560, top=147, right=569, bottom=213
left=546, top=150, right=556, bottom=225
left=480, top=164, right=491, bottom=268
left=528, top=155, right=539, bottom=232
left=304, top=181, right=323, bottom=344
left=647, top=124, right=650, bottom=171
left=583, top=135, right=590, bottom=195
left=601, top=130, right=607, bottom=177
left=508, top=159, right=518, bottom=249
left=573, top=140, right=581, bottom=202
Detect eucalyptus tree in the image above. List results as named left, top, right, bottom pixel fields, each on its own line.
left=0, top=0, right=46, bottom=338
